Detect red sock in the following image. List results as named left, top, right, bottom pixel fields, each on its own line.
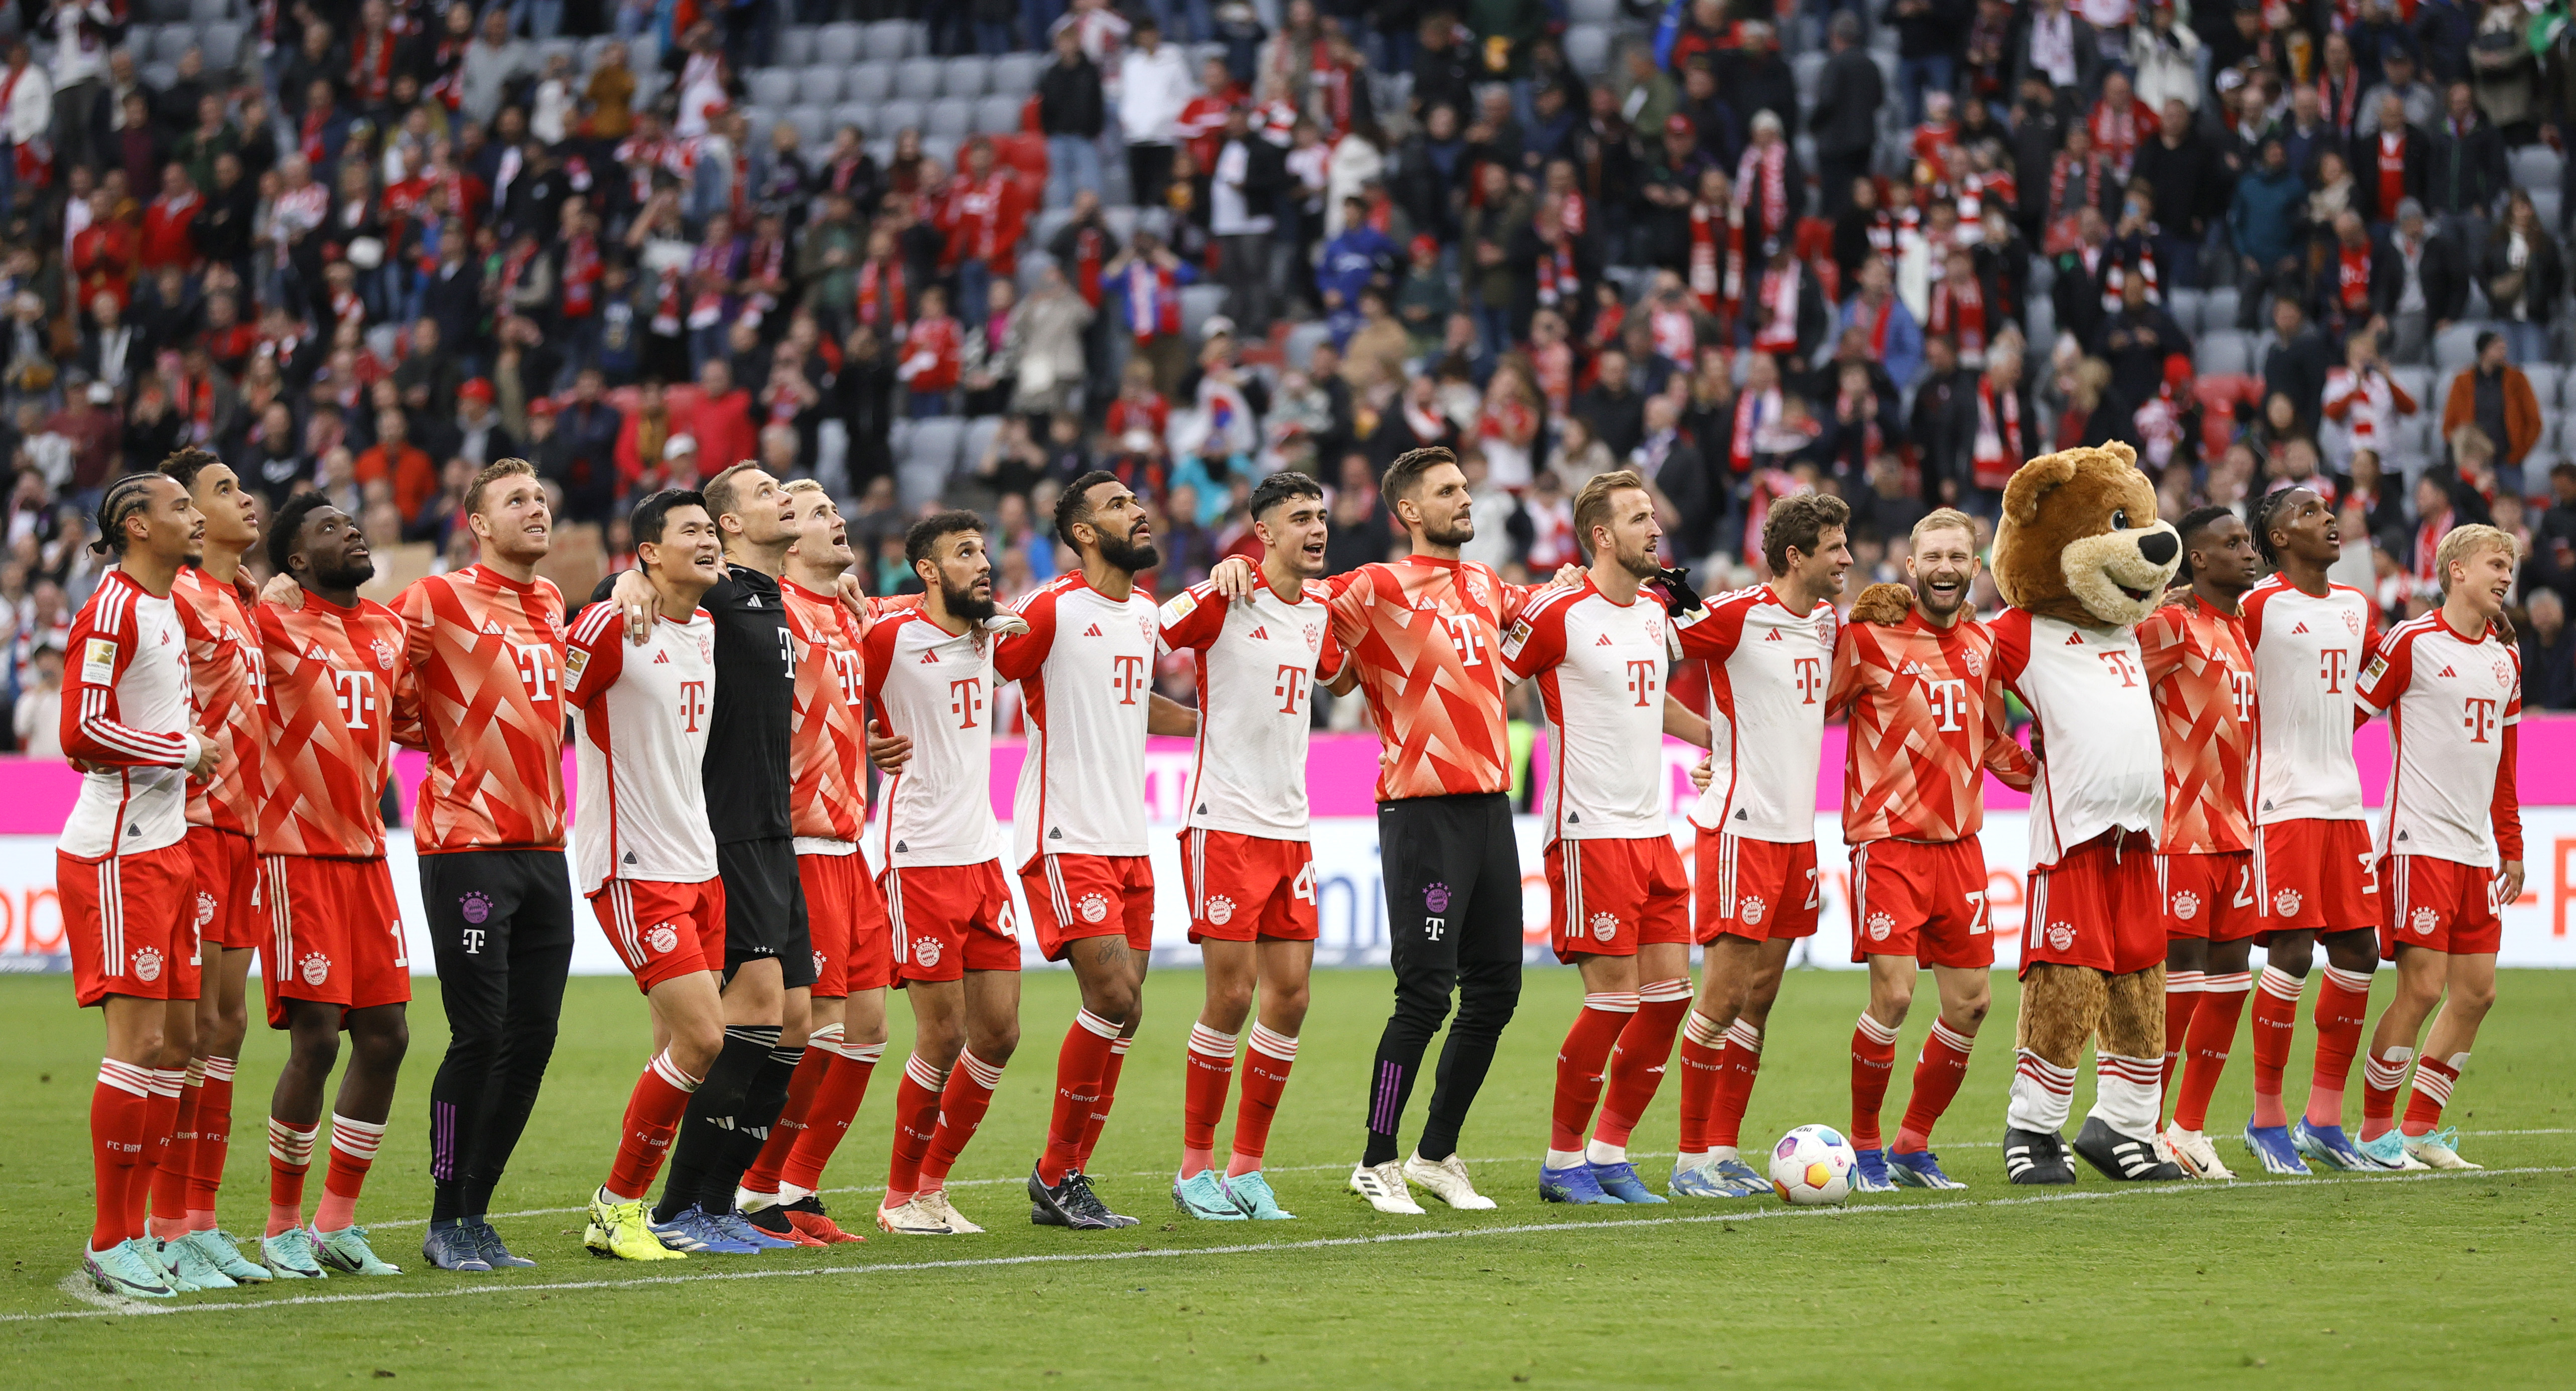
left=2174, top=971, right=2248, bottom=1132
left=186, top=1054, right=237, bottom=1231
left=149, top=1062, right=203, bottom=1239
left=2161, top=970, right=2204, bottom=1114
left=1072, top=1038, right=1130, bottom=1173
left=740, top=1027, right=837, bottom=1198
left=2304, top=965, right=2374, bottom=1129
left=1550, top=993, right=1637, bottom=1153
left=781, top=1040, right=885, bottom=1193
left=1894, top=1019, right=1976, bottom=1153
left=1593, top=979, right=1692, bottom=1148
left=1847, top=1012, right=1900, bottom=1152
left=1040, top=1010, right=1120, bottom=1186
left=2401, top=1052, right=2465, bottom=1136
left=2248, top=965, right=2306, bottom=1129
left=1181, top=1022, right=1238, bottom=1176
left=265, top=1117, right=318, bottom=1236
left=89, top=1060, right=153, bottom=1251
left=313, top=1114, right=384, bottom=1233
left=1710, top=1021, right=1765, bottom=1151
left=1674, top=1009, right=1729, bottom=1155
left=882, top=1054, right=948, bottom=1204
left=1228, top=1026, right=1297, bottom=1177
left=124, top=1068, right=183, bottom=1239
left=2359, top=1043, right=2411, bottom=1142
left=604, top=1050, right=701, bottom=1201
left=919, top=1050, right=1003, bottom=1186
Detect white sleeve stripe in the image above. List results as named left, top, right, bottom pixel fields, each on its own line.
left=573, top=603, right=622, bottom=642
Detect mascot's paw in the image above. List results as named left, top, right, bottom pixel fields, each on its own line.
left=2002, top=1128, right=2076, bottom=1185
left=2072, top=1117, right=2187, bottom=1181
left=1847, top=583, right=1916, bottom=627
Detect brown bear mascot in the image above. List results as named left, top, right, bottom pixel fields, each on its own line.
left=1986, top=443, right=2190, bottom=1183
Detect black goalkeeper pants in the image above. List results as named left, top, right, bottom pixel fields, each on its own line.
left=1362, top=792, right=1524, bottom=1166
left=419, top=849, right=576, bottom=1224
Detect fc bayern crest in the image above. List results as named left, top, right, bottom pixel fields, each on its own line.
left=1740, top=896, right=1767, bottom=926
left=2046, top=921, right=2075, bottom=951
left=647, top=923, right=679, bottom=954
left=2171, top=891, right=2201, bottom=921
left=301, top=952, right=332, bottom=985
left=133, top=946, right=163, bottom=983
left=1866, top=911, right=1894, bottom=940
left=1078, top=893, right=1111, bottom=923
left=1205, top=896, right=1237, bottom=925
left=1962, top=645, right=1985, bottom=675
left=913, top=937, right=943, bottom=968
left=2273, top=888, right=2303, bottom=916
left=2411, top=906, right=2439, bottom=935
left=1589, top=911, right=1618, bottom=942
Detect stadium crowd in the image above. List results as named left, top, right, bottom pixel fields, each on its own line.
left=4, top=0, right=2576, bottom=744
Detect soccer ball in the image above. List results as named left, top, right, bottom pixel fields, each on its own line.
left=1768, top=1124, right=1856, bottom=1206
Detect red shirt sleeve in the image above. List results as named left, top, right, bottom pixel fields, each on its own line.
left=2136, top=603, right=2186, bottom=685
left=1498, top=587, right=1574, bottom=681
left=1325, top=566, right=1376, bottom=649
left=1824, top=622, right=1869, bottom=717
left=860, top=610, right=903, bottom=715
left=2353, top=625, right=2413, bottom=719
left=1155, top=582, right=1228, bottom=655
left=1672, top=590, right=1753, bottom=662
left=991, top=584, right=1061, bottom=683
left=562, top=601, right=629, bottom=709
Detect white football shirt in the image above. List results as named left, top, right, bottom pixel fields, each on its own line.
left=2356, top=612, right=2522, bottom=867
left=1158, top=578, right=1344, bottom=840
left=1500, top=578, right=1672, bottom=845
left=2242, top=576, right=2378, bottom=823
left=58, top=570, right=196, bottom=859
left=566, top=602, right=719, bottom=893
left=1674, top=584, right=1833, bottom=843
left=1989, top=609, right=2165, bottom=867
left=995, top=574, right=1158, bottom=867
left=862, top=608, right=1003, bottom=868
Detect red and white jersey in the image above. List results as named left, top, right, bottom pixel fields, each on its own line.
left=255, top=593, right=409, bottom=860
left=393, top=566, right=568, bottom=853
left=58, top=570, right=197, bottom=860
left=2355, top=612, right=2523, bottom=868
left=564, top=603, right=718, bottom=893
left=1673, top=585, right=1835, bottom=843
left=2138, top=596, right=2258, bottom=854
left=995, top=574, right=1159, bottom=867
left=1327, top=555, right=1538, bottom=802
left=1157, top=579, right=1344, bottom=839
left=780, top=579, right=872, bottom=851
left=1989, top=609, right=2164, bottom=867
left=1499, top=578, right=1672, bottom=846
left=861, top=609, right=1002, bottom=869
left=1827, top=609, right=2035, bottom=844
left=171, top=566, right=268, bottom=836
left=2242, top=577, right=2379, bottom=823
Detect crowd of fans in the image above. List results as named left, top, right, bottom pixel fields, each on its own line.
left=3, top=0, right=2576, bottom=756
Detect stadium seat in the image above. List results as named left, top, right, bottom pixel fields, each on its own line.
left=143, top=61, right=178, bottom=91
left=2026, top=255, right=2055, bottom=296
left=143, top=0, right=188, bottom=21
left=898, top=419, right=964, bottom=511
left=188, top=0, right=228, bottom=22
left=942, top=56, right=991, bottom=98
left=2524, top=362, right=2565, bottom=411
left=770, top=27, right=815, bottom=67
left=992, top=53, right=1045, bottom=96
left=1180, top=284, right=1231, bottom=342
left=928, top=99, right=975, bottom=140
left=1568, top=0, right=1620, bottom=22
left=1103, top=205, right=1142, bottom=244
left=1565, top=25, right=1610, bottom=78
left=536, top=37, right=579, bottom=69
left=201, top=20, right=241, bottom=70
left=962, top=415, right=1004, bottom=468
left=1284, top=321, right=1332, bottom=371
left=922, top=133, right=962, bottom=170
left=2390, top=365, right=2434, bottom=410
left=975, top=96, right=1023, bottom=135
left=863, top=20, right=919, bottom=63
left=2194, top=330, right=2251, bottom=378
left=794, top=66, right=840, bottom=105
left=152, top=27, right=194, bottom=64
left=846, top=64, right=893, bottom=103
left=1793, top=51, right=1826, bottom=99
left=877, top=98, right=924, bottom=135
left=2202, top=286, right=2242, bottom=332
left=815, top=419, right=850, bottom=494
left=896, top=57, right=943, bottom=100
left=2432, top=322, right=2487, bottom=372
left=830, top=102, right=876, bottom=139
left=2512, top=145, right=2564, bottom=191
left=784, top=104, right=829, bottom=150
left=2024, top=295, right=2056, bottom=349
left=1869, top=50, right=1896, bottom=91
left=751, top=69, right=798, bottom=107
left=1032, top=208, right=1074, bottom=249
left=2166, top=287, right=2207, bottom=335
left=816, top=22, right=864, bottom=67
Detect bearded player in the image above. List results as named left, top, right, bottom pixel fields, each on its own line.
left=2139, top=507, right=2263, bottom=1180
left=2353, top=525, right=2523, bottom=1171
left=1830, top=510, right=2035, bottom=1194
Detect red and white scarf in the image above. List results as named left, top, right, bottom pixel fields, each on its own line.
left=1856, top=294, right=1896, bottom=361
left=1071, top=227, right=1105, bottom=308
left=2318, top=72, right=2360, bottom=135
left=1534, top=238, right=1576, bottom=308
left=351, top=27, right=398, bottom=103
left=1649, top=304, right=1695, bottom=365
left=1688, top=200, right=1743, bottom=312
left=1125, top=260, right=1181, bottom=341
left=1532, top=340, right=1572, bottom=414
left=1736, top=142, right=1788, bottom=237
left=1972, top=376, right=2022, bottom=489
left=1928, top=274, right=1986, bottom=360
left=857, top=258, right=908, bottom=339
left=561, top=232, right=600, bottom=318
left=1753, top=264, right=1801, bottom=354
left=2337, top=244, right=2372, bottom=312
left=1729, top=387, right=1781, bottom=473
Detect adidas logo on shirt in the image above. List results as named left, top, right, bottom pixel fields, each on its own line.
left=1084, top=624, right=1103, bottom=636
left=653, top=651, right=671, bottom=664
left=1764, top=629, right=1783, bottom=642
left=2292, top=622, right=2310, bottom=634
left=1595, top=633, right=1615, bottom=646
left=2064, top=631, right=2084, bottom=645
left=482, top=619, right=505, bottom=635
left=1251, top=626, right=1270, bottom=639
left=2438, top=665, right=2457, bottom=677
left=919, top=650, right=939, bottom=664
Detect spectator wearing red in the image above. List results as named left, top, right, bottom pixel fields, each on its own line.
left=2086, top=70, right=2160, bottom=182
left=1175, top=56, right=1244, bottom=175
left=356, top=406, right=439, bottom=522
left=71, top=188, right=137, bottom=311
left=679, top=359, right=756, bottom=473
left=896, top=284, right=963, bottom=418
left=937, top=139, right=1032, bottom=327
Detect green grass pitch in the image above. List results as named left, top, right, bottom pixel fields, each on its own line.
left=3, top=967, right=2571, bottom=1387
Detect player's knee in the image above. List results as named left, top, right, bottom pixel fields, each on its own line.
left=2452, top=978, right=2498, bottom=1019
left=289, top=1026, right=340, bottom=1072
left=1871, top=980, right=1915, bottom=1023
left=1206, top=979, right=1256, bottom=1027
left=970, top=1019, right=1019, bottom=1065
left=670, top=1021, right=724, bottom=1076
left=1269, top=980, right=1311, bottom=1028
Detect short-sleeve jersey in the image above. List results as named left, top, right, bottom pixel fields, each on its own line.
left=1989, top=609, right=2165, bottom=868
left=58, top=570, right=196, bottom=860
left=862, top=608, right=1002, bottom=869
left=565, top=601, right=719, bottom=893
left=1498, top=578, right=1671, bottom=846
left=1158, top=578, right=1344, bottom=840
left=1673, top=584, right=1835, bottom=843
left=780, top=578, right=872, bottom=850
left=993, top=574, right=1160, bottom=866
left=1327, top=555, right=1535, bottom=803
left=1827, top=609, right=2035, bottom=844
left=2137, top=595, right=2258, bottom=854
left=255, top=592, right=409, bottom=860
left=2242, top=576, right=2378, bottom=824
left=171, top=566, right=267, bottom=836
left=2355, top=612, right=2523, bottom=868
left=394, top=565, right=568, bottom=854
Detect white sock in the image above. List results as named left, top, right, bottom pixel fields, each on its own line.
left=1544, top=1148, right=1585, bottom=1169
left=1585, top=1140, right=1627, bottom=1165
left=777, top=1182, right=814, bottom=1204
left=2006, top=1048, right=2078, bottom=1134
left=1709, top=1145, right=1741, bottom=1164
left=2088, top=1053, right=2164, bottom=1142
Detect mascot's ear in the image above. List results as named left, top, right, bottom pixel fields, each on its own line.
left=1847, top=582, right=1916, bottom=627
left=2002, top=453, right=2079, bottom=528
left=2097, top=440, right=2139, bottom=470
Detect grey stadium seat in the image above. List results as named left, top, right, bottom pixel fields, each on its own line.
left=816, top=23, right=864, bottom=66
left=2512, top=145, right=2563, bottom=191
left=991, top=53, right=1045, bottom=96
left=928, top=98, right=975, bottom=139
left=2534, top=190, right=2563, bottom=230
left=2389, top=366, right=2434, bottom=410
left=830, top=102, right=877, bottom=139
left=1565, top=25, right=1610, bottom=79
left=750, top=69, right=798, bottom=107
left=921, top=133, right=962, bottom=170
left=877, top=98, right=923, bottom=135
left=152, top=27, right=195, bottom=64
left=143, top=0, right=188, bottom=21
left=1180, top=284, right=1231, bottom=342
left=2201, top=287, right=2242, bottom=333
left=536, top=37, right=579, bottom=69
left=975, top=95, right=1022, bottom=135
left=864, top=20, right=919, bottom=63
left=896, top=58, right=943, bottom=100
left=770, top=27, right=814, bottom=68
left=200, top=20, right=242, bottom=70
left=2432, top=322, right=2487, bottom=372
left=2165, top=288, right=2206, bottom=334
left=2193, top=330, right=2251, bottom=378
left=897, top=420, right=962, bottom=511
left=142, top=62, right=178, bottom=92
left=846, top=64, right=893, bottom=104
left=796, top=66, right=842, bottom=104
left=1284, top=320, right=1332, bottom=372
left=188, top=0, right=229, bottom=22
left=2523, top=362, right=2566, bottom=409
left=942, top=56, right=990, bottom=98
left=1568, top=0, right=1620, bottom=21
left=962, top=414, right=1003, bottom=463
left=1793, top=51, right=1825, bottom=97
left=783, top=104, right=829, bottom=151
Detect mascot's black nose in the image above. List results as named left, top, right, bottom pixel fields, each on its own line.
left=2136, top=529, right=2179, bottom=566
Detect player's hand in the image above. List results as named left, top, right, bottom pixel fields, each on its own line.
left=183, top=732, right=219, bottom=778
left=834, top=571, right=872, bottom=621
left=2499, top=861, right=2525, bottom=908
left=866, top=720, right=913, bottom=774
left=609, top=568, right=656, bottom=645
left=983, top=611, right=1030, bottom=637
left=67, top=755, right=106, bottom=775
left=1688, top=754, right=1714, bottom=793
left=1544, top=563, right=1583, bottom=589
left=259, top=572, right=304, bottom=611
left=1650, top=564, right=1706, bottom=619
left=1209, top=554, right=1259, bottom=600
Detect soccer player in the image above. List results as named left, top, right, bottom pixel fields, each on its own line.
left=61, top=475, right=219, bottom=1298
left=572, top=489, right=728, bottom=1262
left=2352, top=525, right=2523, bottom=1171
left=1498, top=471, right=1714, bottom=1206
left=1157, top=472, right=1348, bottom=1220
left=254, top=494, right=414, bottom=1278
left=396, top=460, right=576, bottom=1271
left=864, top=511, right=1025, bottom=1235
left=2140, top=507, right=2264, bottom=1180
left=1003, top=471, right=1197, bottom=1230
left=1829, top=510, right=2035, bottom=1194
left=2239, top=486, right=2384, bottom=1174
left=155, top=450, right=278, bottom=1286
left=1667, top=494, right=1850, bottom=1198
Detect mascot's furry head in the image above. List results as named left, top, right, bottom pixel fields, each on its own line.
left=1992, top=442, right=2181, bottom=630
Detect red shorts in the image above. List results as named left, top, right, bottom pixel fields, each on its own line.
left=260, top=856, right=411, bottom=1027
left=884, top=860, right=1021, bottom=984
left=61, top=842, right=199, bottom=1008
left=591, top=877, right=728, bottom=994
left=1693, top=830, right=1821, bottom=944
left=1546, top=835, right=1691, bottom=963
left=1179, top=828, right=1318, bottom=943
left=1847, top=839, right=1993, bottom=969
left=799, top=852, right=893, bottom=996
left=2021, top=829, right=2163, bottom=977
left=1022, top=853, right=1155, bottom=961
left=2255, top=818, right=2381, bottom=938
left=2158, top=850, right=2259, bottom=942
left=187, top=826, right=262, bottom=952
left=2381, top=855, right=2504, bottom=959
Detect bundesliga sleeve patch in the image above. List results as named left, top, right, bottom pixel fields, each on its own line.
left=1501, top=617, right=1532, bottom=659
left=1159, top=592, right=1198, bottom=625
left=2361, top=653, right=2388, bottom=686
left=81, top=638, right=117, bottom=680
left=563, top=646, right=591, bottom=686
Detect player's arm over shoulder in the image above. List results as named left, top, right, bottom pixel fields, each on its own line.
left=561, top=600, right=630, bottom=706
left=990, top=582, right=1063, bottom=680
left=1155, top=580, right=1228, bottom=654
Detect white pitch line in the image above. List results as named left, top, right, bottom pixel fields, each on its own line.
left=5, top=1164, right=2562, bottom=1326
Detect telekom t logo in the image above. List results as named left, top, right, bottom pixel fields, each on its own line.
left=949, top=676, right=984, bottom=728
left=1111, top=653, right=1146, bottom=705
left=2095, top=649, right=2143, bottom=688
left=827, top=648, right=864, bottom=707
left=1626, top=659, right=1658, bottom=707
left=2229, top=669, right=2255, bottom=723
left=330, top=669, right=376, bottom=730
left=1792, top=656, right=1823, bottom=704
left=678, top=679, right=707, bottom=732
left=2464, top=697, right=2498, bottom=743
left=1274, top=663, right=1309, bottom=715
left=1441, top=613, right=1486, bottom=668
left=2319, top=647, right=2350, bottom=691
left=1927, top=676, right=1967, bottom=731
left=512, top=642, right=556, bottom=705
